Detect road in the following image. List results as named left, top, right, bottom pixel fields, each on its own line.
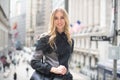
left=0, top=52, right=90, bottom=80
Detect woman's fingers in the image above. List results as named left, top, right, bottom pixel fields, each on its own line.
left=50, top=65, right=67, bottom=75
left=58, top=65, right=67, bottom=75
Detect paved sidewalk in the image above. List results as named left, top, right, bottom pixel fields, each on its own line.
left=0, top=53, right=90, bottom=80
left=70, top=70, right=90, bottom=80
left=0, top=64, right=90, bottom=80
left=0, top=61, right=34, bottom=80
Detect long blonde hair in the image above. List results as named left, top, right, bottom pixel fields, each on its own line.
left=48, top=8, right=72, bottom=48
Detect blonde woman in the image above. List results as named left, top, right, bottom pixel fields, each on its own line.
left=30, top=8, right=74, bottom=80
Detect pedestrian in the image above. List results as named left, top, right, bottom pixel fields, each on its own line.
left=26, top=67, right=29, bottom=76
left=12, top=58, right=17, bottom=68
left=8, top=51, right=12, bottom=60
left=13, top=72, right=17, bottom=80
left=30, top=8, right=74, bottom=80
left=0, top=55, right=7, bottom=72
left=0, top=62, right=2, bottom=71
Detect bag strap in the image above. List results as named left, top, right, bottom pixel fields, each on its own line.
left=53, top=43, right=57, bottom=51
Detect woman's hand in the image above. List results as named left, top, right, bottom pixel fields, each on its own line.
left=50, top=65, right=67, bottom=75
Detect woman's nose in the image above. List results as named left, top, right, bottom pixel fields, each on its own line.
left=58, top=19, right=61, bottom=23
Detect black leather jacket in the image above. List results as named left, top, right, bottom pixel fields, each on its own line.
left=30, top=33, right=74, bottom=79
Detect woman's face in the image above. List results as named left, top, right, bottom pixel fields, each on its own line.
left=54, top=11, right=65, bottom=33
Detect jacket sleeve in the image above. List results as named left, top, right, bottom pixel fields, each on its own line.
left=30, top=36, right=52, bottom=75
left=71, top=39, right=74, bottom=53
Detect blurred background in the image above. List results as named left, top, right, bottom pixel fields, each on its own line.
left=0, top=0, right=120, bottom=80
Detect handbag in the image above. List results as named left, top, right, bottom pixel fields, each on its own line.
left=63, top=72, right=73, bottom=80
left=30, top=71, right=50, bottom=80
left=30, top=56, right=51, bottom=80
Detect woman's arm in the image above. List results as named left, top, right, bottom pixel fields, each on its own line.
left=30, top=36, right=52, bottom=75
left=71, top=39, right=74, bottom=53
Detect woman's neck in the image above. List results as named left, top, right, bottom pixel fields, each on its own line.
left=57, top=29, right=64, bottom=34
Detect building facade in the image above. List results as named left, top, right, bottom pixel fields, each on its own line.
left=69, top=0, right=120, bottom=78
left=10, top=0, right=26, bottom=49
left=26, top=0, right=52, bottom=47
left=52, top=0, right=69, bottom=12
left=0, top=0, right=10, bottom=56
left=35, top=0, right=52, bottom=38
left=10, top=14, right=26, bottom=46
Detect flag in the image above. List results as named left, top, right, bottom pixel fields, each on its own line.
left=70, top=24, right=74, bottom=34
left=13, top=22, right=17, bottom=30
left=72, top=20, right=81, bottom=33
left=72, top=20, right=86, bottom=33
left=77, top=20, right=81, bottom=25
left=14, top=31, right=19, bottom=38
left=78, top=23, right=85, bottom=32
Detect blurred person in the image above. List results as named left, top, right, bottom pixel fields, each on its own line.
left=26, top=67, right=29, bottom=76
left=30, top=8, right=74, bottom=80
left=12, top=58, right=17, bottom=68
left=0, top=61, right=2, bottom=71
left=13, top=72, right=17, bottom=80
left=0, top=55, right=7, bottom=72
left=8, top=51, right=12, bottom=60
left=0, top=55, right=10, bottom=72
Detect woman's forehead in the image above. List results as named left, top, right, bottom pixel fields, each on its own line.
left=54, top=11, right=64, bottom=16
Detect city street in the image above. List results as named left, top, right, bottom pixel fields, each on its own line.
left=0, top=0, right=120, bottom=80
left=0, top=51, right=90, bottom=80
left=0, top=56, right=34, bottom=80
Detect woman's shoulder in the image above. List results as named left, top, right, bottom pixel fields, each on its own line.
left=36, top=33, right=50, bottom=51
left=36, top=32, right=50, bottom=45
left=71, top=38, right=74, bottom=43
left=37, top=32, right=50, bottom=41
left=39, top=32, right=49, bottom=39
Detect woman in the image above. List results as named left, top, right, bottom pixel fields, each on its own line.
left=30, top=8, right=74, bottom=80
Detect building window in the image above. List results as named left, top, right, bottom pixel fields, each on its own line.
left=86, top=38, right=90, bottom=49
left=84, top=38, right=86, bottom=48
left=79, top=39, right=81, bottom=48
left=96, top=41, right=98, bottom=49
left=74, top=38, right=77, bottom=48
left=94, top=0, right=100, bottom=25
left=37, top=0, right=40, bottom=14
left=88, top=0, right=94, bottom=26
left=81, top=38, right=84, bottom=48
left=89, top=39, right=91, bottom=48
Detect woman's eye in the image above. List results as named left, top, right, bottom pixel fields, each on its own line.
left=61, top=16, right=64, bottom=19
left=54, top=17, right=58, bottom=20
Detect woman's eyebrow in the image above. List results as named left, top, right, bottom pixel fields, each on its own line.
left=54, top=16, right=64, bottom=20
left=54, top=16, right=64, bottom=18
